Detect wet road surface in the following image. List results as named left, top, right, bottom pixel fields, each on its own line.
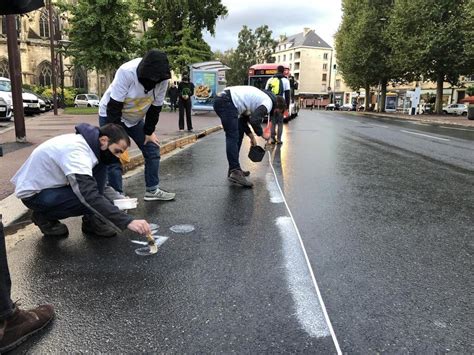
left=6, top=109, right=473, bottom=353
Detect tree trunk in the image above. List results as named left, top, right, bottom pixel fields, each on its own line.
left=365, top=83, right=371, bottom=110
left=435, top=74, right=444, bottom=114
left=380, top=78, right=388, bottom=112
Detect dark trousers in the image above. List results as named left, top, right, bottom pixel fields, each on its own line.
left=271, top=110, right=284, bottom=142
left=213, top=96, right=246, bottom=172
left=170, top=99, right=177, bottom=112
left=99, top=116, right=161, bottom=193
left=178, top=98, right=193, bottom=130
left=0, top=220, right=13, bottom=321
left=22, top=186, right=93, bottom=220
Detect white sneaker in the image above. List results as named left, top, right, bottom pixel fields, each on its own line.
left=144, top=188, right=176, bottom=201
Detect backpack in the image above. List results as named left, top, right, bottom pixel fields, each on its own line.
left=268, top=76, right=283, bottom=96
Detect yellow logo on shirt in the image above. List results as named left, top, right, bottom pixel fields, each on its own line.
left=122, top=97, right=154, bottom=120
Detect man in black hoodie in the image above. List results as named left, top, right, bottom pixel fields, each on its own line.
left=11, top=123, right=152, bottom=238
left=98, top=49, right=175, bottom=202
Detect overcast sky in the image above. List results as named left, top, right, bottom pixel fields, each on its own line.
left=202, top=0, right=342, bottom=52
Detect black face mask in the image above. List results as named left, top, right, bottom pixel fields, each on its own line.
left=100, top=149, right=119, bottom=165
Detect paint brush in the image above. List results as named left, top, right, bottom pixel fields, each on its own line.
left=146, top=233, right=158, bottom=254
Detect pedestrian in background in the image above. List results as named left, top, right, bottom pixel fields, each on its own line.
left=265, top=65, right=290, bottom=144
left=213, top=86, right=286, bottom=187
left=178, top=75, right=195, bottom=131
left=167, top=82, right=178, bottom=112
left=99, top=49, right=175, bottom=201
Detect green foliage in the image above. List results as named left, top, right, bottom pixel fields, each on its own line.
left=388, top=0, right=471, bottom=112
left=64, top=0, right=138, bottom=80
left=466, top=85, right=474, bottom=97
left=135, top=0, right=227, bottom=72
left=224, top=25, right=277, bottom=86
left=42, top=87, right=77, bottom=106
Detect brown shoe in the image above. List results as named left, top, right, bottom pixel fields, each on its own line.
left=0, top=304, right=54, bottom=353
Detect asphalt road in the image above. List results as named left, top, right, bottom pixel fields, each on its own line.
left=5, top=109, right=473, bottom=353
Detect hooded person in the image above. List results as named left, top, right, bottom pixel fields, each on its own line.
left=98, top=49, right=176, bottom=201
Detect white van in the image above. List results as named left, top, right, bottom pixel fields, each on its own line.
left=0, top=77, right=41, bottom=118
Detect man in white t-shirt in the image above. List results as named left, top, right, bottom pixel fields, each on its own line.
left=11, top=123, right=152, bottom=238
left=265, top=65, right=291, bottom=144
left=99, top=49, right=175, bottom=201
left=213, top=86, right=286, bottom=187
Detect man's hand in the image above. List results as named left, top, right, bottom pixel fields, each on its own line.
left=144, top=133, right=160, bottom=147
left=127, top=219, right=151, bottom=235
left=248, top=133, right=257, bottom=146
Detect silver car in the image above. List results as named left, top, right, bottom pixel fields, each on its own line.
left=74, top=94, right=100, bottom=107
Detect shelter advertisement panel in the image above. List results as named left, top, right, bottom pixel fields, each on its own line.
left=192, top=70, right=217, bottom=111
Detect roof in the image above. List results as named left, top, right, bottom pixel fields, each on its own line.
left=249, top=64, right=289, bottom=70
left=280, top=29, right=332, bottom=49
left=190, top=61, right=230, bottom=71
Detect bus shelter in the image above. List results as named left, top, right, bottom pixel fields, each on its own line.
left=189, top=61, right=230, bottom=112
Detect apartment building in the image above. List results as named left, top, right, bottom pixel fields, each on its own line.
left=272, top=28, right=353, bottom=107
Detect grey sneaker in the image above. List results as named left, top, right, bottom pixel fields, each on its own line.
left=144, top=188, right=176, bottom=201
left=228, top=169, right=253, bottom=188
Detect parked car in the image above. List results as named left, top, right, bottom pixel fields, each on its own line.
left=442, top=103, right=468, bottom=116
left=0, top=77, right=40, bottom=117
left=340, top=103, right=356, bottom=111
left=23, top=90, right=46, bottom=113
left=420, top=103, right=433, bottom=114
left=74, top=94, right=100, bottom=107
left=0, top=97, right=10, bottom=121
left=325, top=103, right=340, bottom=111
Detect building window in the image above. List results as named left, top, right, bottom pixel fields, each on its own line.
left=323, top=53, right=328, bottom=60
left=0, top=59, right=9, bottom=78
left=323, top=63, right=327, bottom=70
left=38, top=62, right=52, bottom=86
left=1, top=16, right=21, bottom=37
left=283, top=54, right=286, bottom=61
left=295, top=63, right=300, bottom=70
left=290, top=53, right=293, bottom=60
left=73, top=67, right=87, bottom=89
left=295, top=73, right=299, bottom=80
left=295, top=52, right=300, bottom=60
left=336, top=79, right=341, bottom=89
left=289, top=63, right=292, bottom=70
left=277, top=55, right=280, bottom=62
left=322, top=84, right=327, bottom=92
left=39, top=10, right=50, bottom=38
left=322, top=73, right=327, bottom=81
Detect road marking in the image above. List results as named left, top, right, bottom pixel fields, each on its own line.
left=400, top=129, right=450, bottom=141
left=348, top=119, right=359, bottom=123
left=370, top=124, right=389, bottom=128
left=439, top=126, right=473, bottom=132
left=267, top=155, right=342, bottom=354
left=265, top=173, right=284, bottom=203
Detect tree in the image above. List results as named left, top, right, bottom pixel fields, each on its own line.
left=135, top=0, right=227, bottom=72
left=223, top=25, right=277, bottom=86
left=255, top=25, right=277, bottom=64
left=335, top=0, right=395, bottom=111
left=63, top=0, right=138, bottom=89
left=389, top=0, right=471, bottom=113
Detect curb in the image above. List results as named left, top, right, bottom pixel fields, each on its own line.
left=1, top=125, right=222, bottom=228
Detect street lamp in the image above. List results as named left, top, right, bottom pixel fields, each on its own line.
left=56, top=39, right=72, bottom=108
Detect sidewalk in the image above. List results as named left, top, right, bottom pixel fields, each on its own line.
left=351, top=110, right=474, bottom=128
left=0, top=110, right=222, bottom=225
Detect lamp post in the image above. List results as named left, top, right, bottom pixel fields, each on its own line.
left=56, top=39, right=72, bottom=108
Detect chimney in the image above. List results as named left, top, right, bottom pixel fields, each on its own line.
left=303, top=27, right=312, bottom=36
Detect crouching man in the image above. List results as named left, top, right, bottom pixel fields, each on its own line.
left=11, top=123, right=151, bottom=238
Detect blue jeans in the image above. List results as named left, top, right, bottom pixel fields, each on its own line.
left=22, top=186, right=92, bottom=220
left=0, top=219, right=13, bottom=321
left=99, top=116, right=160, bottom=193
left=213, top=96, right=246, bottom=172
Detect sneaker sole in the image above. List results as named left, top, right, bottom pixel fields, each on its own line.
left=0, top=314, right=54, bottom=353
left=143, top=195, right=175, bottom=201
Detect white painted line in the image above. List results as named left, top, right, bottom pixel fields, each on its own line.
left=265, top=173, right=284, bottom=203
left=267, top=155, right=342, bottom=354
left=439, top=126, right=473, bottom=132
left=400, top=129, right=450, bottom=141
left=348, top=119, right=359, bottom=123
left=370, top=124, right=389, bottom=128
